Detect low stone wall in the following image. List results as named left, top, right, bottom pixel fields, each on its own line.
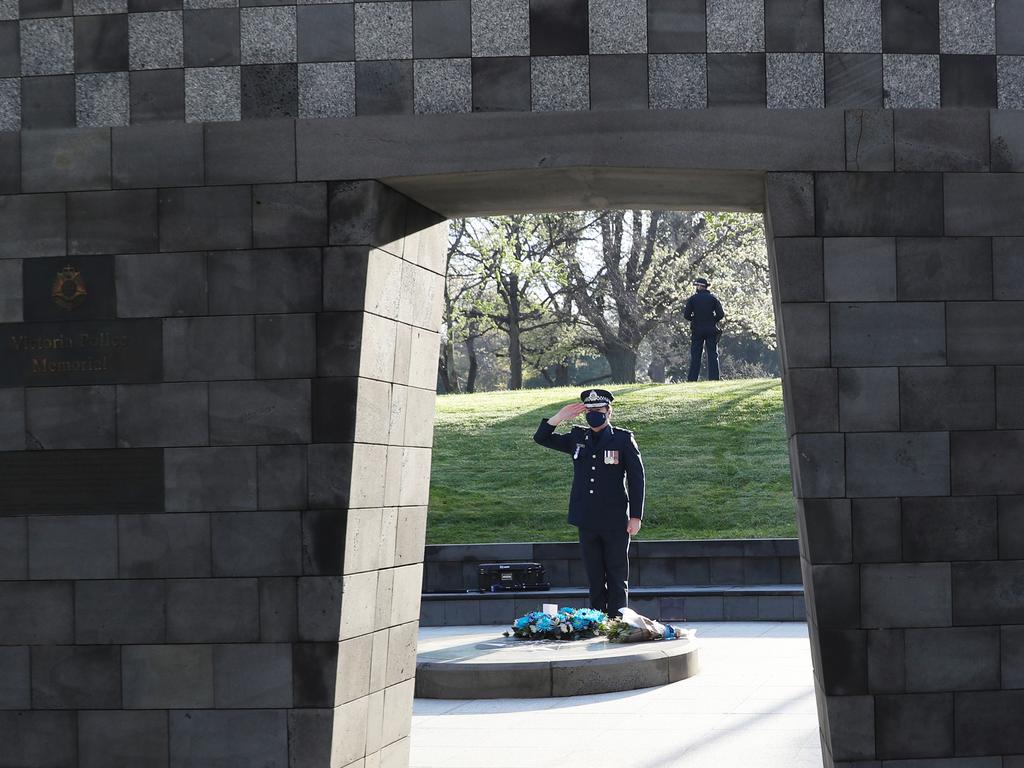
left=422, top=539, right=801, bottom=592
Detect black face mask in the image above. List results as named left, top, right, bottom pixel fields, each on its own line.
left=585, top=410, right=607, bottom=428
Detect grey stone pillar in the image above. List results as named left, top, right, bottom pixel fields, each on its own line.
left=0, top=121, right=444, bottom=768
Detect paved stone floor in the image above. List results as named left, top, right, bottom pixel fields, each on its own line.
left=411, top=622, right=822, bottom=768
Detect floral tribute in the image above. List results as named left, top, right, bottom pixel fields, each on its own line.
left=504, top=607, right=608, bottom=641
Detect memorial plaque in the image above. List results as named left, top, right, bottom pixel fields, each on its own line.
left=0, top=319, right=163, bottom=386
left=23, top=255, right=116, bottom=322
left=0, top=448, right=164, bottom=514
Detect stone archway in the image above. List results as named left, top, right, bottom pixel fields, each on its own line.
left=2, top=105, right=1017, bottom=768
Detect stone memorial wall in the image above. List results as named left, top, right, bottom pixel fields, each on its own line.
left=4, top=2, right=1024, bottom=768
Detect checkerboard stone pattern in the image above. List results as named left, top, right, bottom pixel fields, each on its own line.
left=0, top=121, right=444, bottom=767
left=4, top=0, right=1024, bottom=128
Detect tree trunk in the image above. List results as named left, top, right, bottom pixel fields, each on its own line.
left=648, top=357, right=667, bottom=383
left=507, top=322, right=523, bottom=389
left=465, top=337, right=479, bottom=394
left=554, top=361, right=570, bottom=386
left=438, top=340, right=460, bottom=394
left=606, top=345, right=637, bottom=383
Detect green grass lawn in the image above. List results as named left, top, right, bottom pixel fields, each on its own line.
left=427, top=380, right=796, bottom=544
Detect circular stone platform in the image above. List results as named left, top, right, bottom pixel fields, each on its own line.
left=415, top=627, right=700, bottom=699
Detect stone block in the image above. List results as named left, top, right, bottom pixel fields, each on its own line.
left=948, top=302, right=1024, bottom=363
left=790, top=433, right=845, bottom=497
left=799, top=499, right=852, bottom=564
left=826, top=694, right=875, bottom=761
left=411, top=58, right=471, bottom=114
left=819, top=629, right=867, bottom=695
left=899, top=366, right=995, bottom=430
left=827, top=53, right=884, bottom=108
left=0, top=516, right=26, bottom=579
left=1003, top=625, right=1024, bottom=687
left=21, top=75, right=74, bottom=130
left=884, top=53, right=940, bottom=107
left=905, top=495, right=999, bottom=561
left=861, top=563, right=952, bottom=628
left=994, top=238, right=1024, bottom=299
left=164, top=315, right=255, bottom=381
left=839, top=367, right=899, bottom=432
left=945, top=173, right=1024, bottom=235
left=28, top=514, right=116, bottom=579
left=811, top=564, right=860, bottom=629
left=30, top=644, right=120, bottom=708
left=767, top=52, right=825, bottom=109
left=165, top=446, right=257, bottom=512
left=952, top=430, right=1024, bottom=494
left=765, top=0, right=823, bottom=52
left=723, top=595, right=758, bottom=619
left=957, top=691, right=1024, bottom=755
left=0, top=193, right=65, bottom=259
left=119, top=513, right=210, bottom=578
left=159, top=185, right=252, bottom=252
left=905, top=626, right=999, bottom=692
left=354, top=1, right=411, bottom=60
left=255, top=313, right=315, bottom=379
left=355, top=59, right=413, bottom=115
left=297, top=576, right=343, bottom=641
left=74, top=578, right=165, bottom=643
left=20, top=17, right=73, bottom=75
left=0, top=651, right=29, bottom=708
left=209, top=379, right=311, bottom=446
left=169, top=710, right=287, bottom=768
left=896, top=236, right=993, bottom=300
left=757, top=594, right=795, bottom=619
left=21, top=127, right=110, bottom=193
left=779, top=303, right=829, bottom=367
left=298, top=61, right=356, bottom=119
left=823, top=237, right=896, bottom=301
left=868, top=628, right=905, bottom=692
left=852, top=498, right=901, bottom=562
left=79, top=711, right=168, bottom=768
left=26, top=385, right=116, bottom=449
left=260, top=577, right=298, bottom=642
left=297, top=4, right=353, bottom=62
left=384, top=620, right=418, bottom=688
left=291, top=642, right=338, bottom=707
left=74, top=14, right=129, bottom=72
left=845, top=109, right=893, bottom=169
left=209, top=248, right=320, bottom=315
left=766, top=172, right=814, bottom=236
left=706, top=0, right=764, bottom=52
left=129, top=68, right=185, bottom=123
left=772, top=238, right=823, bottom=302
left=380, top=679, right=415, bottom=747
left=590, top=53, right=648, bottom=111
left=116, top=251, right=207, bottom=318
left=213, top=643, right=292, bottom=708
left=183, top=8, right=238, bottom=67
left=816, top=172, right=943, bottom=236
left=894, top=109, right=990, bottom=171
left=993, top=111, right=1024, bottom=171
left=530, top=55, right=589, bottom=111
left=0, top=387, right=23, bottom=451
left=167, top=578, right=260, bottom=642
left=706, top=52, right=765, bottom=105
left=954, top=560, right=1024, bottom=624
left=0, top=711, right=76, bottom=768
left=128, top=10, right=182, bottom=71
left=307, top=443, right=353, bottom=509
left=528, top=0, right=587, bottom=55
left=257, top=444, right=306, bottom=511
left=242, top=65, right=297, bottom=119
left=117, top=382, right=208, bottom=448
left=709, top=556, right=744, bottom=584
left=205, top=119, right=296, bottom=184
left=112, top=123, right=202, bottom=188
left=846, top=432, right=949, bottom=497
left=212, top=511, right=301, bottom=577
left=241, top=5, right=295, bottom=64
left=375, top=567, right=395, bottom=631
left=830, top=302, right=945, bottom=366
left=0, top=132, right=17, bottom=195
left=471, top=55, right=530, bottom=112
left=875, top=693, right=954, bottom=760
left=1000, top=495, right=1024, bottom=558
left=68, top=189, right=159, bottom=255
left=253, top=182, right=327, bottom=248
left=941, top=52, right=998, bottom=107
left=471, top=0, right=528, bottom=56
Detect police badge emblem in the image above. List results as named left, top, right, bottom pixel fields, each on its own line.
left=51, top=265, right=87, bottom=310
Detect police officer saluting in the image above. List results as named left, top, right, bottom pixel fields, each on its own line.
left=533, top=389, right=645, bottom=618
left=683, top=277, right=726, bottom=381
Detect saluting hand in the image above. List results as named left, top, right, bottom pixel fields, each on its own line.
left=548, top=402, right=587, bottom=426
left=627, top=518, right=641, bottom=536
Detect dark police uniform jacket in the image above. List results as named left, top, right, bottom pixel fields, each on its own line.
left=683, top=291, right=725, bottom=330
left=533, top=420, right=646, bottom=531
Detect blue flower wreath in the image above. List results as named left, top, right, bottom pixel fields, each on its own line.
left=505, top=607, right=608, bottom=641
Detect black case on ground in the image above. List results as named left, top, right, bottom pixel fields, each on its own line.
left=476, top=562, right=550, bottom=592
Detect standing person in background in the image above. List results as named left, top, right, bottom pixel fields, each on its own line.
left=683, top=277, right=726, bottom=381
left=533, top=389, right=645, bottom=618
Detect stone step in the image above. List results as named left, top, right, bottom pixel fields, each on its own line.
left=420, top=584, right=805, bottom=626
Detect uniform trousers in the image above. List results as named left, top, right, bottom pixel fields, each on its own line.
left=577, top=526, right=630, bottom=617
left=688, top=327, right=721, bottom=381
